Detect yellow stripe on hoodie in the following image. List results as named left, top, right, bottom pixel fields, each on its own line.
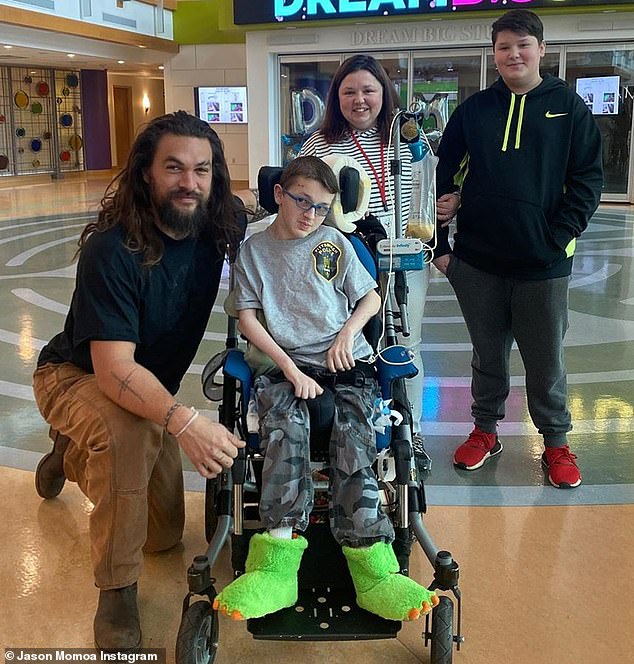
left=501, top=93, right=527, bottom=152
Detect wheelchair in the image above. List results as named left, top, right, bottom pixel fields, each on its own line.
left=175, top=161, right=464, bottom=664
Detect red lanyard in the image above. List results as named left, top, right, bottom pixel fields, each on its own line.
left=351, top=133, right=388, bottom=211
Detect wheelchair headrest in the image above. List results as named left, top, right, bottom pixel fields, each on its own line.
left=257, top=155, right=371, bottom=233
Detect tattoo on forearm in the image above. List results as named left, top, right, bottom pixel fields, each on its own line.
left=111, top=369, right=146, bottom=403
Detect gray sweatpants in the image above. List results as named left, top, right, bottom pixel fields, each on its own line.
left=254, top=374, right=394, bottom=547
left=446, top=256, right=571, bottom=447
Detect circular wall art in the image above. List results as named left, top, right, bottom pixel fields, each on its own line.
left=0, top=155, right=9, bottom=170
left=59, top=150, right=71, bottom=162
left=43, top=130, right=52, bottom=140
left=36, top=81, right=50, bottom=96
left=66, top=73, right=79, bottom=88
left=23, top=75, right=32, bottom=85
left=31, top=138, right=42, bottom=152
left=18, top=147, right=24, bottom=154
left=31, top=101, right=43, bottom=115
left=69, top=134, right=83, bottom=151
left=14, top=90, right=29, bottom=109
left=60, top=113, right=73, bottom=127
left=56, top=97, right=63, bottom=106
left=32, top=159, right=41, bottom=168
left=62, top=87, right=70, bottom=97
left=15, top=127, right=26, bottom=137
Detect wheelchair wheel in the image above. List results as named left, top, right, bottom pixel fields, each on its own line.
left=430, top=595, right=454, bottom=664
left=204, top=478, right=220, bottom=543
left=175, top=600, right=218, bottom=664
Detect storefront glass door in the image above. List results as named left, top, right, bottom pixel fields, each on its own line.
left=279, top=57, right=340, bottom=164
left=410, top=50, right=481, bottom=151
left=565, top=45, right=634, bottom=198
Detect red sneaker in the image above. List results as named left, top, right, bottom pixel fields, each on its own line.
left=453, top=427, right=503, bottom=470
left=542, top=445, right=582, bottom=489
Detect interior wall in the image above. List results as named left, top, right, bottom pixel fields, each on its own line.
left=163, top=43, right=249, bottom=182
left=107, top=74, right=166, bottom=168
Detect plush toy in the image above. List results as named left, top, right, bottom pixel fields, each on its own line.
left=214, top=532, right=438, bottom=621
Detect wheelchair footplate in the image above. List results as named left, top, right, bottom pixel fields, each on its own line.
left=247, top=586, right=400, bottom=641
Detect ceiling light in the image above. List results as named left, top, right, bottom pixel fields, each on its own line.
left=3, top=45, right=13, bottom=49
left=138, top=45, right=147, bottom=49
left=67, top=53, right=76, bottom=58
left=158, top=65, right=164, bottom=70
left=117, top=60, right=125, bottom=64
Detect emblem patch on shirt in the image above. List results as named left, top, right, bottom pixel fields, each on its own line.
left=312, top=241, right=341, bottom=282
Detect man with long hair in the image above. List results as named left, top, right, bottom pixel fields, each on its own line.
left=33, top=111, right=246, bottom=651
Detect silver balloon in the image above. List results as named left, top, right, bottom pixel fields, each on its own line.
left=290, top=88, right=325, bottom=136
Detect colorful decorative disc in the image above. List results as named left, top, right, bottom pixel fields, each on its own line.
left=31, top=138, right=42, bottom=152
left=69, top=134, right=83, bottom=151
left=66, top=73, right=79, bottom=88
left=31, top=101, right=43, bottom=115
left=14, top=90, right=29, bottom=109
left=36, top=81, right=50, bottom=97
left=59, top=150, right=71, bottom=162
left=60, top=113, right=73, bottom=127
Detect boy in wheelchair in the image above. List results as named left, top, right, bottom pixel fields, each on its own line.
left=213, top=155, right=438, bottom=623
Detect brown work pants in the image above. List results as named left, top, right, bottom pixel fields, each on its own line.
left=33, top=362, right=185, bottom=590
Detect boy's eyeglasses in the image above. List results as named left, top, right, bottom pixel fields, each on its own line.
left=282, top=189, right=331, bottom=217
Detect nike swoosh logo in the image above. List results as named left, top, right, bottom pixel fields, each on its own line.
left=545, top=111, right=568, bottom=118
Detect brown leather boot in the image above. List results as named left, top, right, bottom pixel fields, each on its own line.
left=94, top=583, right=142, bottom=652
left=35, top=428, right=70, bottom=499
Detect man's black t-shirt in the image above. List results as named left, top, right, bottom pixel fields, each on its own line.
left=38, top=225, right=225, bottom=394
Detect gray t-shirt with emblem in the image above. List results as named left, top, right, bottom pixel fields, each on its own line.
left=234, top=224, right=376, bottom=369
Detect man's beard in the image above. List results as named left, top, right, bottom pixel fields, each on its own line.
left=156, top=192, right=209, bottom=238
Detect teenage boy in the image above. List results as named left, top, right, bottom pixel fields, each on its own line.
left=433, top=9, right=603, bottom=488
left=213, top=155, right=438, bottom=622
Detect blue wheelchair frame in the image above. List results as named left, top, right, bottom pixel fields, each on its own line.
left=176, top=160, right=464, bottom=664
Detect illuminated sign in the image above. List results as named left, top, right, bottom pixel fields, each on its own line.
left=233, top=0, right=631, bottom=24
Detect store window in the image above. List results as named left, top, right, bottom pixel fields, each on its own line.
left=565, top=45, right=634, bottom=197
left=366, top=52, right=409, bottom=108
left=279, top=58, right=340, bottom=164
left=412, top=50, right=481, bottom=152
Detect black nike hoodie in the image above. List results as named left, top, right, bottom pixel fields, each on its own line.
left=435, top=74, right=603, bottom=279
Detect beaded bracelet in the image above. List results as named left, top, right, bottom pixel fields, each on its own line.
left=173, top=408, right=199, bottom=438
left=163, top=402, right=185, bottom=430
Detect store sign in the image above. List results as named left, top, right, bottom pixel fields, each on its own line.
left=234, top=0, right=632, bottom=24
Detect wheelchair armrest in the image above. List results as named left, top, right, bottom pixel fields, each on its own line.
left=376, top=345, right=418, bottom=400
left=223, top=349, right=253, bottom=407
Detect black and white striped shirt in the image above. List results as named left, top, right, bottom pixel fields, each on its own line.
left=300, top=126, right=413, bottom=230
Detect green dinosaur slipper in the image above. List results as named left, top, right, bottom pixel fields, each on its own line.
left=343, top=541, right=439, bottom=621
left=214, top=532, right=308, bottom=620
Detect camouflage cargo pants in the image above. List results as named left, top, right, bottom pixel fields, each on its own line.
left=254, top=374, right=395, bottom=547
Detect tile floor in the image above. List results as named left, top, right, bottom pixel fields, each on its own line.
left=0, top=174, right=632, bottom=663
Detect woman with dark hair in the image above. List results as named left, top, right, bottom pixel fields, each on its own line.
left=300, top=54, right=430, bottom=467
